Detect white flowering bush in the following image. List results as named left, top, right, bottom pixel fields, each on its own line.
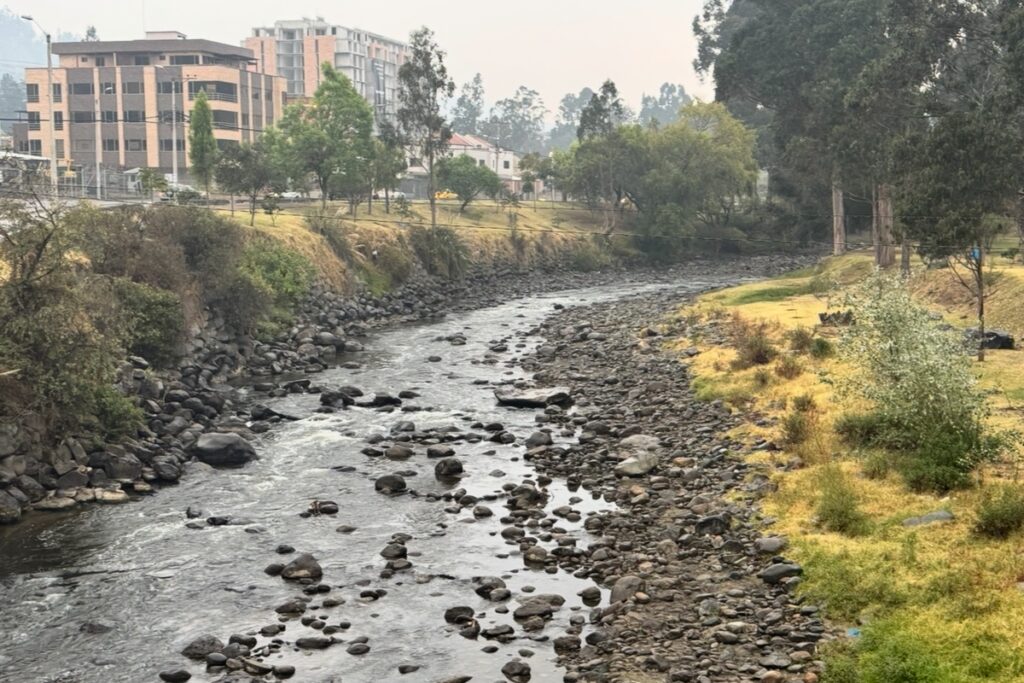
left=835, top=273, right=1000, bottom=491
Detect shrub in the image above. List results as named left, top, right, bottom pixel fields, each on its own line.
left=375, top=243, right=414, bottom=287
left=792, top=393, right=816, bottom=412
left=91, top=384, right=143, bottom=440
left=788, top=326, right=815, bottom=353
left=816, top=464, right=870, bottom=535
left=835, top=412, right=890, bottom=447
left=728, top=315, right=778, bottom=368
left=837, top=273, right=999, bottom=492
left=809, top=337, right=835, bottom=359
left=973, top=484, right=1024, bottom=538
left=508, top=226, right=529, bottom=262
left=776, top=354, right=804, bottom=379
left=861, top=450, right=892, bottom=480
left=782, top=410, right=811, bottom=445
left=111, top=279, right=184, bottom=368
left=570, top=239, right=611, bottom=271
left=753, top=367, right=773, bottom=388
left=409, top=226, right=468, bottom=279
left=240, top=239, right=314, bottom=308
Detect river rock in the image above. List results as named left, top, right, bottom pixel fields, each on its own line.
left=159, top=670, right=191, bottom=682
left=610, top=575, right=645, bottom=603
left=427, top=445, right=455, bottom=458
left=434, top=458, right=464, bottom=479
left=525, top=431, right=553, bottom=448
left=375, top=474, right=407, bottom=493
left=0, top=490, right=22, bottom=523
left=758, top=562, right=803, bottom=584
left=614, top=452, right=659, bottom=476
left=181, top=634, right=224, bottom=659
left=501, top=659, right=532, bottom=682
left=494, top=387, right=572, bottom=409
left=281, top=553, right=323, bottom=580
left=190, top=433, right=256, bottom=467
left=99, top=450, right=143, bottom=481
left=296, top=636, right=333, bottom=649
left=33, top=496, right=76, bottom=511
left=386, top=444, right=414, bottom=459
left=444, top=606, right=475, bottom=624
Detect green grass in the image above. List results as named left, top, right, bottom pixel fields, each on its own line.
left=723, top=284, right=810, bottom=305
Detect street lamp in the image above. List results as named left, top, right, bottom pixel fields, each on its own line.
left=156, top=66, right=182, bottom=186
left=21, top=15, right=58, bottom=198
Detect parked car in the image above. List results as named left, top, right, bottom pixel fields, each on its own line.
left=279, top=191, right=303, bottom=201
left=372, top=190, right=407, bottom=200
left=434, top=189, right=457, bottom=200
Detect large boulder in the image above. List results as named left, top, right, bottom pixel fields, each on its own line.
left=281, top=553, right=323, bottom=580
left=0, top=489, right=22, bottom=524
left=614, top=452, right=659, bottom=477
left=190, top=433, right=256, bottom=467
left=610, top=575, right=645, bottom=603
left=494, top=387, right=572, bottom=409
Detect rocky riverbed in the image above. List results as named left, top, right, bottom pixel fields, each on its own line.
left=0, top=255, right=824, bottom=683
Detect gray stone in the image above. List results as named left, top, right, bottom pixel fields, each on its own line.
left=614, top=452, right=659, bottom=476
left=610, top=575, right=645, bottom=603
left=281, top=553, right=322, bottom=580
left=754, top=536, right=788, bottom=554
left=181, top=634, right=224, bottom=659
left=0, top=490, right=22, bottom=523
left=494, top=387, right=572, bottom=409
left=903, top=510, right=955, bottom=527
left=190, top=433, right=256, bottom=467
left=434, top=457, right=464, bottom=479
left=758, top=562, right=803, bottom=585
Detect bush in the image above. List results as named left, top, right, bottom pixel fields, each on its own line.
left=810, top=337, right=835, bottom=359
left=816, top=464, right=870, bottom=535
left=753, top=367, right=773, bottom=388
left=111, top=279, right=183, bottom=368
left=837, top=273, right=999, bottom=492
left=91, top=385, right=143, bottom=440
left=792, top=393, right=816, bottom=412
left=570, top=239, right=612, bottom=271
left=835, top=412, right=890, bottom=447
left=788, top=326, right=815, bottom=353
left=240, top=239, right=314, bottom=308
left=409, top=226, right=468, bottom=279
left=776, top=354, right=804, bottom=379
left=729, top=315, right=778, bottom=368
left=973, top=484, right=1024, bottom=538
left=782, top=410, right=811, bottom=445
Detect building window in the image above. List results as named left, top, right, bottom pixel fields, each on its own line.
left=133, top=56, right=151, bottom=66
left=478, top=159, right=485, bottom=167
left=159, top=110, right=185, bottom=123
left=159, top=139, right=185, bottom=151
left=252, top=88, right=261, bottom=100
left=266, top=90, right=272, bottom=101
left=170, top=55, right=199, bottom=65
left=71, top=111, right=95, bottom=123
left=70, top=83, right=94, bottom=95
left=17, top=140, right=28, bottom=153
left=101, top=110, right=116, bottom=123
left=29, top=140, right=41, bottom=155
left=73, top=139, right=92, bottom=152
left=55, top=139, right=65, bottom=159
left=102, top=138, right=119, bottom=151
left=503, top=160, right=511, bottom=170
left=157, top=81, right=183, bottom=94
left=27, top=111, right=40, bottom=130
left=122, top=81, right=144, bottom=95
left=409, top=157, right=421, bottom=167
left=100, top=82, right=116, bottom=95
left=53, top=111, right=63, bottom=131
left=122, top=110, right=145, bottom=123
left=95, top=57, right=105, bottom=67
left=26, top=83, right=39, bottom=102
left=212, top=110, right=237, bottom=129
left=125, top=139, right=147, bottom=151
left=52, top=83, right=61, bottom=103
left=241, top=113, right=249, bottom=127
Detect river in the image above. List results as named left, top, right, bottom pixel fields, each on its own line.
left=0, top=273, right=746, bottom=683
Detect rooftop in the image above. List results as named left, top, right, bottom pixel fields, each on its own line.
left=51, top=38, right=253, bottom=60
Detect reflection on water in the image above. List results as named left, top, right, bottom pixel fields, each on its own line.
left=0, top=275, right=734, bottom=683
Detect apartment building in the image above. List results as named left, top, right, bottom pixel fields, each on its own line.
left=245, top=18, right=409, bottom=121
left=14, top=31, right=285, bottom=186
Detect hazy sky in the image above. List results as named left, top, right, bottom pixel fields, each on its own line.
left=11, top=0, right=713, bottom=115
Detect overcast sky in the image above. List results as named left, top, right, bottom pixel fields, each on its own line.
left=12, top=0, right=714, bottom=115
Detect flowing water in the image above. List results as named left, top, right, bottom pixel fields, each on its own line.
left=0, top=274, right=743, bottom=683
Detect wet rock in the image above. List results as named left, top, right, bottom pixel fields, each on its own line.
left=444, top=606, right=475, bottom=624
left=273, top=665, right=296, bottom=678
left=525, top=431, right=553, bottom=448
left=190, top=433, right=256, bottom=467
left=494, top=387, right=572, bottom=409
left=553, top=635, right=581, bottom=654
left=614, top=452, right=659, bottom=477
left=159, top=670, right=191, bottom=682
left=80, top=622, right=114, bottom=634
left=275, top=599, right=306, bottom=614
left=281, top=553, right=323, bottom=581
left=427, top=444, right=455, bottom=458
left=181, top=634, right=224, bottom=659
left=347, top=642, right=370, bottom=655
left=375, top=474, right=407, bottom=493
left=501, top=659, right=532, bottom=682
left=386, top=444, right=414, bottom=460
left=475, top=576, right=507, bottom=599
left=434, top=458, right=464, bottom=479
left=296, top=636, right=333, bottom=649
left=695, top=513, right=731, bottom=536
left=0, top=490, right=20, bottom=523
left=398, top=664, right=420, bottom=674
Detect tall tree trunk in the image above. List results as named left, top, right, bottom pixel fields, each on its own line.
left=385, top=187, right=391, bottom=214
left=367, top=192, right=373, bottom=215
left=900, top=232, right=911, bottom=275
left=877, top=184, right=896, bottom=268
left=831, top=181, right=846, bottom=256
left=871, top=184, right=880, bottom=264
left=428, top=150, right=438, bottom=230
left=976, top=248, right=986, bottom=362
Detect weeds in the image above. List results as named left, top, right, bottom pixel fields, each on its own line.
left=816, top=463, right=871, bottom=535
left=728, top=314, right=779, bottom=368
left=974, top=484, right=1024, bottom=538
left=776, top=354, right=804, bottom=379
left=782, top=410, right=811, bottom=445
left=810, top=337, right=835, bottom=359
left=788, top=326, right=815, bottom=353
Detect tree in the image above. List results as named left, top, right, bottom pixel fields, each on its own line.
left=638, top=83, right=693, bottom=126
left=578, top=80, right=628, bottom=141
left=215, top=141, right=280, bottom=225
left=188, top=91, right=218, bottom=198
left=138, top=168, right=167, bottom=201
left=369, top=122, right=408, bottom=214
left=83, top=26, right=99, bottom=41
left=397, top=27, right=455, bottom=230
left=548, top=87, right=595, bottom=151
left=481, top=86, right=547, bottom=153
left=273, top=63, right=374, bottom=209
left=0, top=73, right=24, bottom=134
left=438, top=155, right=502, bottom=211
left=451, top=73, right=485, bottom=135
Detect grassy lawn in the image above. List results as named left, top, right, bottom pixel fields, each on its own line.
left=679, top=249, right=1024, bottom=682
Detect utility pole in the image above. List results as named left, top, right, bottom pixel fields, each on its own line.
left=22, top=15, right=58, bottom=198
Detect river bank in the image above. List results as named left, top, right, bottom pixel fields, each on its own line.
left=0, top=255, right=815, bottom=683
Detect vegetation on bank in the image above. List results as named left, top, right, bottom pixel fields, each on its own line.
left=680, top=253, right=1024, bottom=682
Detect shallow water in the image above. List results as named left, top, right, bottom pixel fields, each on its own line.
left=0, top=273, right=741, bottom=683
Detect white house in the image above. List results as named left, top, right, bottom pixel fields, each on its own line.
left=401, top=133, right=521, bottom=199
